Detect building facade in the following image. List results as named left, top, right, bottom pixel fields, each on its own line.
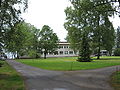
left=41, top=42, right=78, bottom=57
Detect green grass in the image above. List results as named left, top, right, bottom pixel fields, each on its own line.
left=0, top=60, right=25, bottom=90
left=110, top=71, right=120, bottom=90
left=17, top=56, right=120, bottom=71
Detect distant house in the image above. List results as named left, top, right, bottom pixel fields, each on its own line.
left=41, top=42, right=78, bottom=57
left=100, top=50, right=108, bottom=56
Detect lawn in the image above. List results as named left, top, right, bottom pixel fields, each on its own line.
left=0, top=60, right=25, bottom=90
left=17, top=56, right=120, bottom=71
left=110, top=71, right=120, bottom=90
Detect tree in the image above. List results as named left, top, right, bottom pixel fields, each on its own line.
left=102, top=23, right=115, bottom=56
left=39, top=25, right=59, bottom=59
left=114, top=48, right=120, bottom=56
left=4, top=22, right=40, bottom=59
left=26, top=25, right=41, bottom=58
left=92, top=20, right=115, bottom=58
left=64, top=0, right=115, bottom=61
left=116, top=27, right=120, bottom=48
left=4, top=23, right=26, bottom=58
left=84, top=0, right=120, bottom=15
left=78, top=29, right=92, bottom=62
left=90, top=0, right=115, bottom=59
left=114, top=26, right=120, bottom=56
left=64, top=0, right=94, bottom=61
left=0, top=0, right=28, bottom=51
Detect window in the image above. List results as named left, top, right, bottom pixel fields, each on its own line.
left=49, top=52, right=53, bottom=55
left=54, top=51, right=58, bottom=55
left=59, top=46, right=63, bottom=49
left=65, top=51, right=68, bottom=54
left=69, top=51, right=73, bottom=54
left=64, top=46, right=66, bottom=48
left=59, top=51, right=63, bottom=55
left=64, top=45, right=69, bottom=48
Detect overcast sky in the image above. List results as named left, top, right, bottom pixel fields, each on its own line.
left=22, top=0, right=70, bottom=41
left=22, top=0, right=120, bottom=41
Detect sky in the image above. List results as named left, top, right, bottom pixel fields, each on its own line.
left=22, top=0, right=70, bottom=41
left=22, top=0, right=120, bottom=41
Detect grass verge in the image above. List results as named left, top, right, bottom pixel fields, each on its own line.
left=110, top=71, right=120, bottom=90
left=0, top=60, right=25, bottom=90
left=17, top=56, right=120, bottom=71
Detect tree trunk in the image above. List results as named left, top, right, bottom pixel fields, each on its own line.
left=97, top=46, right=100, bottom=59
left=109, top=51, right=112, bottom=56
left=16, top=51, right=19, bottom=59
left=97, top=15, right=101, bottom=60
left=17, top=55, right=19, bottom=59
left=14, top=54, right=16, bottom=59
left=44, top=52, right=46, bottom=59
left=35, top=54, right=38, bottom=58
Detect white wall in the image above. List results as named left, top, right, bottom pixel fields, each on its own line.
left=41, top=44, right=78, bottom=57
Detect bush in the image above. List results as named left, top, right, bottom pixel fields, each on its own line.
left=28, top=50, right=41, bottom=58
left=77, top=57, right=92, bottom=62
left=114, top=48, right=120, bottom=56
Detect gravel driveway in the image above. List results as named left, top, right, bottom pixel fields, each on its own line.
left=6, top=60, right=120, bottom=90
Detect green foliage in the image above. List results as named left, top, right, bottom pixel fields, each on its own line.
left=77, top=30, right=92, bottom=62
left=28, top=50, right=41, bottom=58
left=39, top=25, right=59, bottom=59
left=4, top=23, right=58, bottom=59
left=116, top=27, right=120, bottom=48
left=114, top=48, right=120, bottom=56
left=64, top=0, right=116, bottom=60
left=4, top=22, right=40, bottom=58
left=5, top=23, right=26, bottom=53
left=28, top=50, right=37, bottom=58
left=0, top=0, right=28, bottom=51
left=18, top=56, right=120, bottom=71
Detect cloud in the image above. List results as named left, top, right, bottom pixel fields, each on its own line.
left=22, top=0, right=70, bottom=41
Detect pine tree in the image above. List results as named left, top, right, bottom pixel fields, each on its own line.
left=78, top=30, right=92, bottom=62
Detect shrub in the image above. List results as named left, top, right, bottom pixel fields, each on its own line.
left=28, top=50, right=41, bottom=58
left=114, top=48, right=120, bottom=56
left=77, top=57, right=92, bottom=62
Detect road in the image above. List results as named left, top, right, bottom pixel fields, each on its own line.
left=6, top=60, right=120, bottom=90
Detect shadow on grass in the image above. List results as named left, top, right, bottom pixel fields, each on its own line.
left=0, top=73, right=21, bottom=81
left=0, top=73, right=24, bottom=90
left=93, top=57, right=120, bottom=60
left=0, top=74, right=10, bottom=79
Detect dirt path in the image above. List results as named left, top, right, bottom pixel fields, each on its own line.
left=6, top=60, right=120, bottom=90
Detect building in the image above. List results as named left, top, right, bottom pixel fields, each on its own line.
left=41, top=42, right=78, bottom=57
left=100, top=50, right=108, bottom=56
